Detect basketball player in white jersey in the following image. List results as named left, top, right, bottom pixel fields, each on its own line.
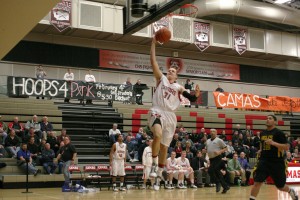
left=110, top=134, right=127, bottom=192
left=141, top=139, right=155, bottom=189
left=149, top=37, right=201, bottom=190
left=175, top=151, right=197, bottom=189
left=165, top=151, right=178, bottom=189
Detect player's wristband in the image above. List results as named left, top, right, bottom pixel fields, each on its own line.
left=182, top=91, right=197, bottom=102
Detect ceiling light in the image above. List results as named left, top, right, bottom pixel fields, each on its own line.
left=274, top=0, right=291, bottom=4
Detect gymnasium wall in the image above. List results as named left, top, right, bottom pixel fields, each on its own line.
left=1, top=40, right=300, bottom=104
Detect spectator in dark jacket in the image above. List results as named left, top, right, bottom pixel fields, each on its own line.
left=4, top=129, right=20, bottom=158
left=191, top=150, right=211, bottom=187
left=8, top=116, right=24, bottom=142
left=41, top=143, right=57, bottom=174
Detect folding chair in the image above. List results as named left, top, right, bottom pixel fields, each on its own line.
left=97, top=165, right=111, bottom=190
left=68, top=165, right=84, bottom=189
left=134, top=164, right=144, bottom=189
left=83, top=165, right=100, bottom=187
left=124, top=165, right=137, bottom=189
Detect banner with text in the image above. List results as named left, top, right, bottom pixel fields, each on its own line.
left=213, top=92, right=300, bottom=112
left=7, top=76, right=133, bottom=102
left=99, top=50, right=240, bottom=80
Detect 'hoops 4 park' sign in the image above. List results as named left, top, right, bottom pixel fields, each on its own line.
left=7, top=76, right=133, bottom=102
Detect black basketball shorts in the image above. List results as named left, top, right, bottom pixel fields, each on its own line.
left=253, top=159, right=287, bottom=188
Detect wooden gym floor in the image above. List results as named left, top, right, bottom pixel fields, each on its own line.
left=0, top=185, right=299, bottom=200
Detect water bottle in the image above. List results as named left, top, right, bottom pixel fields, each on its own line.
left=237, top=178, right=241, bottom=186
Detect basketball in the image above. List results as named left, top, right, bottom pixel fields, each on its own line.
left=155, top=27, right=171, bottom=44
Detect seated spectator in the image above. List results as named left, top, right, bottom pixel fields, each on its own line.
left=170, top=133, right=181, bottom=149
left=190, top=130, right=200, bottom=146
left=181, top=134, right=193, bottom=149
left=227, top=153, right=246, bottom=186
left=24, top=127, right=40, bottom=145
left=232, top=124, right=242, bottom=136
left=198, top=135, right=207, bottom=150
left=41, top=143, right=57, bottom=175
left=124, top=135, right=138, bottom=162
left=199, top=128, right=208, bottom=141
left=175, top=151, right=197, bottom=188
left=175, top=124, right=186, bottom=133
left=292, top=148, right=300, bottom=158
left=238, top=152, right=251, bottom=186
left=8, top=116, right=24, bottom=142
left=0, top=144, right=6, bottom=158
left=38, top=138, right=47, bottom=153
left=177, top=127, right=187, bottom=140
left=57, top=129, right=68, bottom=145
left=244, top=125, right=253, bottom=137
left=0, top=116, right=8, bottom=145
left=135, top=127, right=144, bottom=141
left=175, top=141, right=182, bottom=158
left=232, top=130, right=239, bottom=144
left=191, top=150, right=211, bottom=187
left=25, top=115, right=42, bottom=139
left=4, top=129, right=20, bottom=158
left=233, top=140, right=244, bottom=155
left=137, top=131, right=149, bottom=148
left=109, top=123, right=121, bottom=145
left=17, top=143, right=40, bottom=175
left=184, top=141, right=196, bottom=159
left=286, top=151, right=293, bottom=162
left=219, top=130, right=227, bottom=142
left=165, top=151, right=177, bottom=189
left=225, top=140, right=235, bottom=159
left=40, top=116, right=53, bottom=140
left=27, top=136, right=41, bottom=165
left=84, top=69, right=96, bottom=105
left=244, top=132, right=255, bottom=157
left=47, top=131, right=59, bottom=154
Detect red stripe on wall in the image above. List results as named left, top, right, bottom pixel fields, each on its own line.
left=190, top=112, right=197, bottom=117
left=176, top=116, right=182, bottom=122
left=245, top=115, right=267, bottom=120
left=135, top=109, right=149, bottom=114
left=225, top=118, right=233, bottom=135
left=132, top=114, right=141, bottom=133
left=278, top=121, right=284, bottom=126
left=218, top=114, right=226, bottom=118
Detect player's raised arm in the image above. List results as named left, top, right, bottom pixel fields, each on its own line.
left=150, top=37, right=163, bottom=82
left=179, top=84, right=201, bottom=102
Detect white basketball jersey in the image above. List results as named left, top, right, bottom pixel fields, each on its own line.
left=176, top=158, right=190, bottom=168
left=167, top=157, right=177, bottom=170
left=114, top=142, right=126, bottom=160
left=153, top=75, right=181, bottom=112
left=142, top=146, right=153, bottom=167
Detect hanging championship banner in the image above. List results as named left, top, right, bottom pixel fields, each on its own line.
left=50, top=0, right=72, bottom=32
left=233, top=27, right=247, bottom=55
left=194, top=22, right=210, bottom=52
left=152, top=16, right=169, bottom=34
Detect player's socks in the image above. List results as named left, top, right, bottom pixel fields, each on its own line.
left=249, top=195, right=256, bottom=200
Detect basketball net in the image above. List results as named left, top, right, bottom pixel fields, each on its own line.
left=153, top=4, right=198, bottom=44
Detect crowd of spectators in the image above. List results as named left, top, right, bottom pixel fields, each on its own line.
left=108, top=122, right=267, bottom=188
left=0, top=115, right=70, bottom=175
